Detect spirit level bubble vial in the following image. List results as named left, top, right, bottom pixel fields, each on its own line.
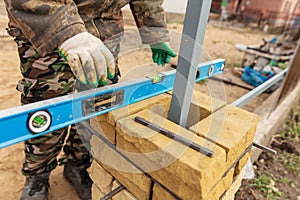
left=27, top=110, right=52, bottom=134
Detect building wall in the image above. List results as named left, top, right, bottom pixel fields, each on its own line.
left=225, top=0, right=300, bottom=29
left=226, top=0, right=300, bottom=14
left=247, top=0, right=284, bottom=12
left=226, top=0, right=284, bottom=14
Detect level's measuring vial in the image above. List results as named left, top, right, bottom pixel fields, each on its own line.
left=27, top=110, right=52, bottom=134
left=208, top=65, right=215, bottom=76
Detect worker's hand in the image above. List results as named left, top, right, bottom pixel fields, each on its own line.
left=150, top=42, right=176, bottom=66
left=58, top=32, right=115, bottom=87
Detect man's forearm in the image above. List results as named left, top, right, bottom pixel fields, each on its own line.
left=129, top=0, right=169, bottom=44
left=4, top=0, right=86, bottom=56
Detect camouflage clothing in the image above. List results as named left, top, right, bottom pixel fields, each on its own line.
left=4, top=0, right=169, bottom=176
left=17, top=39, right=90, bottom=175
left=15, top=22, right=119, bottom=176
left=4, top=0, right=169, bottom=56
left=16, top=39, right=75, bottom=101
left=23, top=125, right=91, bottom=175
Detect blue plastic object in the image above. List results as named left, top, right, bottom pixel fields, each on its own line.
left=242, top=66, right=271, bottom=87
left=268, top=36, right=277, bottom=44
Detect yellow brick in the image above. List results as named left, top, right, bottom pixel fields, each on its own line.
left=90, top=118, right=117, bottom=144
left=90, top=94, right=171, bottom=144
left=116, top=110, right=227, bottom=200
left=91, top=135, right=152, bottom=200
left=90, top=91, right=224, bottom=144
left=152, top=183, right=178, bottom=200
left=206, top=168, right=235, bottom=200
left=221, top=172, right=243, bottom=200
left=92, top=184, right=105, bottom=200
left=89, top=160, right=113, bottom=194
left=112, top=180, right=137, bottom=200
left=108, top=93, right=171, bottom=125
left=234, top=152, right=251, bottom=177
left=190, top=105, right=258, bottom=166
left=187, top=91, right=226, bottom=128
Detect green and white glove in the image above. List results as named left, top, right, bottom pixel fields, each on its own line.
left=150, top=42, right=176, bottom=66
left=59, top=32, right=115, bottom=87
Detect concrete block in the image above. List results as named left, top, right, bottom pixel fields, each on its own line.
left=112, top=180, right=137, bottom=200
left=91, top=135, right=152, bottom=200
left=90, top=93, right=171, bottom=144
left=116, top=109, right=227, bottom=200
left=190, top=105, right=258, bottom=166
left=151, top=184, right=178, bottom=200
left=89, top=160, right=113, bottom=194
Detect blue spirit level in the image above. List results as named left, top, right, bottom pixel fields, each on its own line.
left=0, top=59, right=225, bottom=148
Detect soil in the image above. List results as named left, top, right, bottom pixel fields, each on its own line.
left=0, top=2, right=295, bottom=199
left=235, top=102, right=300, bottom=200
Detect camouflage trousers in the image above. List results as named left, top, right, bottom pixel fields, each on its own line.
left=17, top=11, right=124, bottom=176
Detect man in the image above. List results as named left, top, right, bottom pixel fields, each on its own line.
left=4, top=0, right=176, bottom=199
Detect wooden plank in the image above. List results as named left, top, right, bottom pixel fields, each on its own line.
left=274, top=40, right=300, bottom=108
left=235, top=44, right=292, bottom=61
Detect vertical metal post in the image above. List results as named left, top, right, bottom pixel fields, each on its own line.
left=168, top=0, right=212, bottom=127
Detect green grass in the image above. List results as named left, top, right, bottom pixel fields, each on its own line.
left=277, top=105, right=300, bottom=174
left=250, top=172, right=283, bottom=200
left=248, top=104, right=300, bottom=200
left=277, top=177, right=290, bottom=184
left=281, top=106, right=300, bottom=141
left=278, top=151, right=300, bottom=174
left=281, top=122, right=300, bottom=141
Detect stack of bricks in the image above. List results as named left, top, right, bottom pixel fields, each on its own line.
left=88, top=91, right=258, bottom=200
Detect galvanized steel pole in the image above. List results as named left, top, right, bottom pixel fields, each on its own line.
left=231, top=68, right=288, bottom=108
left=168, top=0, right=212, bottom=127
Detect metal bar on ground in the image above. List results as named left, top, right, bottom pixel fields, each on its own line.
left=134, top=116, right=214, bottom=158
left=168, top=0, right=213, bottom=127
left=231, top=68, right=288, bottom=108
left=253, top=142, right=277, bottom=155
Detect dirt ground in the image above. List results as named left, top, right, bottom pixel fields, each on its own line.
left=236, top=102, right=300, bottom=200
left=0, top=3, right=279, bottom=200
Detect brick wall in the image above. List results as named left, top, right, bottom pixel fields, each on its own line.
left=225, top=0, right=300, bottom=29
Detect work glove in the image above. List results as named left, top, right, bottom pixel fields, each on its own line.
left=59, top=32, right=115, bottom=87
left=150, top=42, right=177, bottom=66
